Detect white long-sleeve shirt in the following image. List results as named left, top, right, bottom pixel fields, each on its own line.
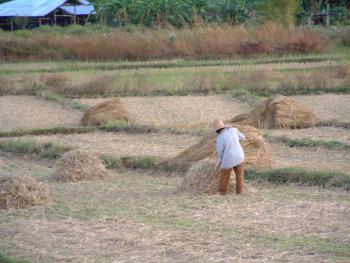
left=216, top=127, right=245, bottom=169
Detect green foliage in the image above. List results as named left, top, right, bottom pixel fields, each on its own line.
left=0, top=140, right=72, bottom=159
left=272, top=136, right=350, bottom=150
left=255, top=0, right=300, bottom=26
left=246, top=167, right=350, bottom=190
left=94, top=0, right=253, bottom=27
left=0, top=253, right=29, bottom=263
left=101, top=155, right=159, bottom=169
left=219, top=0, right=253, bottom=24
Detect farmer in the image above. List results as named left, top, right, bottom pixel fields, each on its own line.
left=213, top=119, right=245, bottom=195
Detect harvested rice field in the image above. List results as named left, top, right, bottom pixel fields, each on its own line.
left=269, top=126, right=350, bottom=145
left=79, top=96, right=251, bottom=127
left=1, top=56, right=350, bottom=262
left=0, top=96, right=82, bottom=132
left=268, top=142, right=350, bottom=173
left=0, top=165, right=349, bottom=262
left=293, top=94, right=350, bottom=122
left=2, top=132, right=199, bottom=158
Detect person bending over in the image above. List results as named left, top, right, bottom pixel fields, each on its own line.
left=213, top=119, right=245, bottom=195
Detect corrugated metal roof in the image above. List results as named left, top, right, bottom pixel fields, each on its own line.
left=60, top=5, right=95, bottom=15
left=78, top=0, right=90, bottom=5
left=0, top=0, right=67, bottom=17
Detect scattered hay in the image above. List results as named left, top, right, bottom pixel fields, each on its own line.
left=179, top=159, right=234, bottom=194
left=0, top=174, right=50, bottom=209
left=81, top=98, right=130, bottom=126
left=169, top=124, right=272, bottom=171
left=231, top=95, right=320, bottom=129
left=53, top=150, right=110, bottom=182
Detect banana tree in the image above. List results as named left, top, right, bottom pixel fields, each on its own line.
left=134, top=0, right=186, bottom=27
left=94, top=0, right=135, bottom=25
left=182, top=0, right=210, bottom=26
left=220, top=0, right=253, bottom=24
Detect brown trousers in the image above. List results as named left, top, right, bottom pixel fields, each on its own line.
left=219, top=163, right=245, bottom=195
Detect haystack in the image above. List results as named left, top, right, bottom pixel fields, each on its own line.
left=230, top=95, right=320, bottom=129
left=81, top=98, right=130, bottom=126
left=0, top=174, right=50, bottom=209
left=180, top=159, right=235, bottom=194
left=169, top=124, right=272, bottom=171
left=53, top=150, right=110, bottom=182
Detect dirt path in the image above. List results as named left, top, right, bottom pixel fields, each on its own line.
left=293, top=94, right=350, bottom=122
left=78, top=95, right=251, bottom=128
left=0, top=96, right=82, bottom=132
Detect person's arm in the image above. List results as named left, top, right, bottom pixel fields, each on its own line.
left=216, top=137, right=225, bottom=166
left=237, top=129, right=245, bottom=141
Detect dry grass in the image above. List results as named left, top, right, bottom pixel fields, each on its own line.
left=81, top=98, right=130, bottom=126
left=0, top=169, right=348, bottom=262
left=268, top=142, right=350, bottom=174
left=39, top=73, right=69, bottom=94
left=0, top=24, right=327, bottom=61
left=0, top=96, right=82, bottom=132
left=79, top=95, right=251, bottom=128
left=293, top=94, right=350, bottom=122
left=53, top=150, right=110, bottom=182
left=8, top=132, right=198, bottom=158
left=231, top=95, right=320, bottom=129
left=269, top=127, right=350, bottom=146
left=0, top=174, right=49, bottom=209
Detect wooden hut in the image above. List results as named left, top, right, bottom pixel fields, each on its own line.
left=0, top=0, right=95, bottom=30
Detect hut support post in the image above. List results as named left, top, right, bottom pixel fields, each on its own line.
left=10, top=18, right=13, bottom=31
left=54, top=11, right=57, bottom=25
left=326, top=2, right=330, bottom=26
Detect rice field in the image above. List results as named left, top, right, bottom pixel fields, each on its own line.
left=0, top=54, right=350, bottom=262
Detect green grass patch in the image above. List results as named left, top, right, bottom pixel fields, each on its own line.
left=101, top=155, right=159, bottom=170
left=0, top=55, right=342, bottom=75
left=266, top=235, right=350, bottom=258
left=0, top=123, right=202, bottom=138
left=0, top=140, right=72, bottom=159
left=246, top=167, right=350, bottom=190
left=0, top=126, right=94, bottom=138
left=0, top=253, right=30, bottom=263
left=248, top=85, right=350, bottom=96
left=270, top=136, right=350, bottom=150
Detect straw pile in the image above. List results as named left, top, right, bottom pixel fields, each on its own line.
left=53, top=150, right=110, bottom=182
left=81, top=98, right=130, bottom=126
left=180, top=159, right=235, bottom=194
left=169, top=124, right=272, bottom=171
left=230, top=95, right=320, bottom=129
left=0, top=174, right=50, bottom=209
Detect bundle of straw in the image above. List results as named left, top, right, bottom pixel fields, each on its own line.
left=53, top=150, right=110, bottom=182
left=231, top=95, right=320, bottom=129
left=0, top=174, right=50, bottom=209
left=180, top=159, right=235, bottom=194
left=81, top=98, right=130, bottom=126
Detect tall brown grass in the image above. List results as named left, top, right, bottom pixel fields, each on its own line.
left=0, top=23, right=327, bottom=61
